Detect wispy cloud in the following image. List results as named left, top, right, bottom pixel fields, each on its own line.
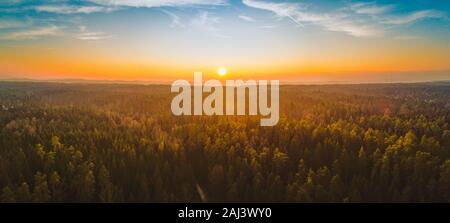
left=190, top=11, right=229, bottom=38
left=242, top=0, right=383, bottom=37
left=191, top=11, right=220, bottom=32
left=87, top=0, right=226, bottom=8
left=0, top=18, right=29, bottom=29
left=0, top=25, right=62, bottom=40
left=77, top=26, right=113, bottom=41
left=242, top=0, right=304, bottom=26
left=259, top=25, right=276, bottom=29
left=160, top=9, right=228, bottom=37
left=34, top=5, right=115, bottom=14
left=350, top=2, right=394, bottom=15
left=382, top=10, right=446, bottom=25
left=1, top=0, right=446, bottom=41
left=160, top=9, right=185, bottom=28
left=238, top=15, right=256, bottom=22
left=77, top=32, right=112, bottom=40
left=242, top=0, right=446, bottom=38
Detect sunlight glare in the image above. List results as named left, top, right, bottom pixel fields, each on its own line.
left=217, top=67, right=227, bottom=76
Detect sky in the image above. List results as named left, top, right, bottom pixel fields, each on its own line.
left=0, top=0, right=449, bottom=82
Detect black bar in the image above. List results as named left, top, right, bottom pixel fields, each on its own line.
left=0, top=203, right=448, bottom=222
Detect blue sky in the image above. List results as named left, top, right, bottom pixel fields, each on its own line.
left=0, top=0, right=449, bottom=81
left=1, top=0, right=448, bottom=40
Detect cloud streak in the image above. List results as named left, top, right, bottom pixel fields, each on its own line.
left=0, top=0, right=447, bottom=41
left=238, top=15, right=256, bottom=22
left=350, top=2, right=394, bottom=15
left=34, top=5, right=115, bottom=14
left=77, top=32, right=112, bottom=40
left=190, top=11, right=229, bottom=38
left=0, top=18, right=29, bottom=29
left=86, top=0, right=226, bottom=8
left=0, top=26, right=61, bottom=40
left=159, top=9, right=229, bottom=38
left=191, top=11, right=220, bottom=32
left=242, top=0, right=383, bottom=37
left=77, top=26, right=113, bottom=40
left=242, top=0, right=446, bottom=37
left=382, top=10, right=446, bottom=25
left=160, top=9, right=184, bottom=28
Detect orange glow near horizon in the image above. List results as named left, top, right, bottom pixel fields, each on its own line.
left=1, top=36, right=450, bottom=82
left=1, top=0, right=450, bottom=83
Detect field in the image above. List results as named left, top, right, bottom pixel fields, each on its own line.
left=0, top=81, right=449, bottom=202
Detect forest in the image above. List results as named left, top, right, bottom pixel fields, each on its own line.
left=0, top=81, right=448, bottom=202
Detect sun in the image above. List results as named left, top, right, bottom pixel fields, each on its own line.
left=217, top=67, right=227, bottom=76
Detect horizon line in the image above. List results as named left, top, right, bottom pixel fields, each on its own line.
left=1, top=77, right=449, bottom=86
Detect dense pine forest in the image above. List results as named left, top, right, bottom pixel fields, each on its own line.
left=0, top=81, right=449, bottom=202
